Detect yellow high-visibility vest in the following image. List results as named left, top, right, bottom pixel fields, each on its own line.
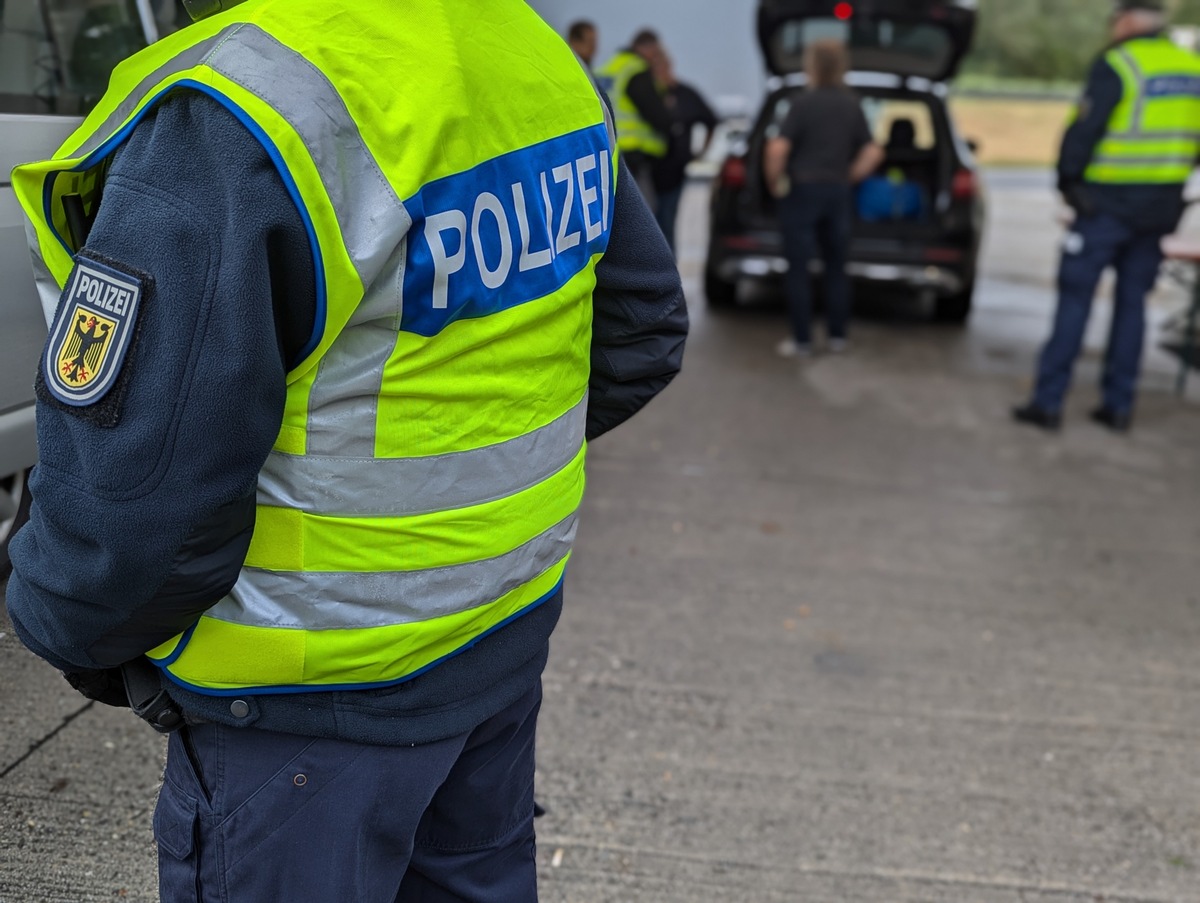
left=1083, top=35, right=1200, bottom=185
left=13, top=0, right=617, bottom=693
left=598, top=50, right=668, bottom=158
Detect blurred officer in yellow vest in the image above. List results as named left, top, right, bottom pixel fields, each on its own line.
left=6, top=0, right=687, bottom=898
left=1015, top=0, right=1200, bottom=433
left=598, top=29, right=674, bottom=200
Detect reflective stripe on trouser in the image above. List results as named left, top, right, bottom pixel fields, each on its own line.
left=1033, top=213, right=1162, bottom=414
left=155, top=683, right=541, bottom=902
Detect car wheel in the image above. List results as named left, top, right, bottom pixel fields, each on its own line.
left=705, top=268, right=737, bottom=308
left=934, top=282, right=974, bottom=325
left=0, top=469, right=32, bottom=580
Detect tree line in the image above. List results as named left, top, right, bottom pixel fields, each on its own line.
left=965, top=0, right=1200, bottom=82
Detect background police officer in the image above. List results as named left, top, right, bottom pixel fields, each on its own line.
left=566, top=19, right=598, bottom=69
left=1014, top=0, right=1200, bottom=433
left=6, top=0, right=687, bottom=899
left=598, top=29, right=674, bottom=201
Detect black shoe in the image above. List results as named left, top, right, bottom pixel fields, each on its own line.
left=1012, top=403, right=1061, bottom=432
left=1090, top=406, right=1132, bottom=433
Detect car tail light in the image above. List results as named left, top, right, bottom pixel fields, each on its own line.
left=719, top=156, right=748, bottom=190
left=924, top=247, right=964, bottom=263
left=951, top=168, right=978, bottom=202
left=721, top=235, right=763, bottom=251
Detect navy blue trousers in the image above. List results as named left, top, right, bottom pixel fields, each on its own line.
left=154, top=682, right=541, bottom=902
left=1032, top=212, right=1164, bottom=416
left=778, top=182, right=854, bottom=345
left=655, top=184, right=683, bottom=257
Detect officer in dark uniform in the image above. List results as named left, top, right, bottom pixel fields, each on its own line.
left=1014, top=0, right=1200, bottom=433
left=6, top=0, right=687, bottom=899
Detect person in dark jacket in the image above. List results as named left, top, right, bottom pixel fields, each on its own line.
left=764, top=39, right=883, bottom=358
left=651, top=51, right=719, bottom=255
left=566, top=19, right=597, bottom=68
left=6, top=2, right=687, bottom=899
left=598, top=30, right=674, bottom=202
left=1013, top=0, right=1200, bottom=433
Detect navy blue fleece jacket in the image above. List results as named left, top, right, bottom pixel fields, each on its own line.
left=6, top=91, right=687, bottom=744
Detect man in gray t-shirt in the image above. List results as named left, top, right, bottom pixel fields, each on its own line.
left=764, top=40, right=883, bottom=357
left=778, top=87, right=874, bottom=184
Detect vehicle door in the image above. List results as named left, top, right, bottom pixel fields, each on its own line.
left=0, top=0, right=181, bottom=570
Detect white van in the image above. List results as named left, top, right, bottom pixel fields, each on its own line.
left=0, top=0, right=183, bottom=575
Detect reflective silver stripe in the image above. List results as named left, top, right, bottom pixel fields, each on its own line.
left=1108, top=130, right=1200, bottom=141
left=304, top=240, right=407, bottom=456
left=206, top=26, right=410, bottom=290
left=258, top=394, right=587, bottom=516
left=26, top=223, right=60, bottom=327
left=210, top=514, right=577, bottom=629
left=1092, top=154, right=1197, bottom=165
left=73, top=24, right=409, bottom=292
left=1113, top=49, right=1150, bottom=134
left=72, top=25, right=244, bottom=157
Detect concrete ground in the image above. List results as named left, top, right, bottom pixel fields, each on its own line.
left=3, top=171, right=1199, bottom=902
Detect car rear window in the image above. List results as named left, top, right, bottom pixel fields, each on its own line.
left=864, top=98, right=936, bottom=151
left=771, top=17, right=957, bottom=82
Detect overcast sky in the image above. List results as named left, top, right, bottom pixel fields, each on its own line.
left=528, top=0, right=767, bottom=116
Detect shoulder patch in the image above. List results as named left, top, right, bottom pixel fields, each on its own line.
left=43, top=257, right=144, bottom=407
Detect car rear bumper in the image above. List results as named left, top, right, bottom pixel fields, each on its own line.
left=712, top=252, right=966, bottom=295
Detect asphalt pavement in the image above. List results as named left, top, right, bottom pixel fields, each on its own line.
left=3, top=171, right=1200, bottom=902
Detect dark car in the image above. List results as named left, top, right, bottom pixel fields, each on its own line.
left=706, top=0, right=985, bottom=323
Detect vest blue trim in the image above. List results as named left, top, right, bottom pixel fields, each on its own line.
left=152, top=573, right=567, bottom=697
left=42, top=80, right=328, bottom=369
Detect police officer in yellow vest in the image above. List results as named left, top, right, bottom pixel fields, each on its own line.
left=5, top=0, right=687, bottom=898
left=598, top=29, right=674, bottom=200
left=1015, top=0, right=1200, bottom=433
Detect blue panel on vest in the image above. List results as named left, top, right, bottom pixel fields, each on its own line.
left=1144, top=75, right=1200, bottom=98
left=402, top=123, right=614, bottom=337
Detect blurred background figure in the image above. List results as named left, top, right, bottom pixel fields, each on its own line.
left=566, top=19, right=597, bottom=69
left=763, top=39, right=884, bottom=358
left=651, top=51, right=718, bottom=256
left=598, top=29, right=673, bottom=201
left=1013, top=0, right=1200, bottom=434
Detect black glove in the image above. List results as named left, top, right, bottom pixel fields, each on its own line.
left=63, top=668, right=130, bottom=708
left=1059, top=180, right=1096, bottom=218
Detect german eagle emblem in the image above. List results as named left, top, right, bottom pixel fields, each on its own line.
left=44, top=259, right=142, bottom=407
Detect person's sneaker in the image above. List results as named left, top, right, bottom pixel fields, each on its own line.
left=776, top=338, right=812, bottom=359
left=1090, top=406, right=1132, bottom=433
left=1011, top=403, right=1062, bottom=432
left=827, top=338, right=850, bottom=355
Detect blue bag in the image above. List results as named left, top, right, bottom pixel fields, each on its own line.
left=857, top=170, right=925, bottom=222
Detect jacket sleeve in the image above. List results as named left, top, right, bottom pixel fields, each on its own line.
left=5, top=92, right=315, bottom=673
left=627, top=69, right=674, bottom=136
left=586, top=156, right=688, bottom=441
left=1058, top=56, right=1124, bottom=188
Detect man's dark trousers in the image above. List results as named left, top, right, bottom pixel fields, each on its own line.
left=778, top=182, right=854, bottom=345
left=155, top=682, right=542, bottom=902
left=655, top=185, right=683, bottom=256
left=1033, top=211, right=1164, bottom=417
